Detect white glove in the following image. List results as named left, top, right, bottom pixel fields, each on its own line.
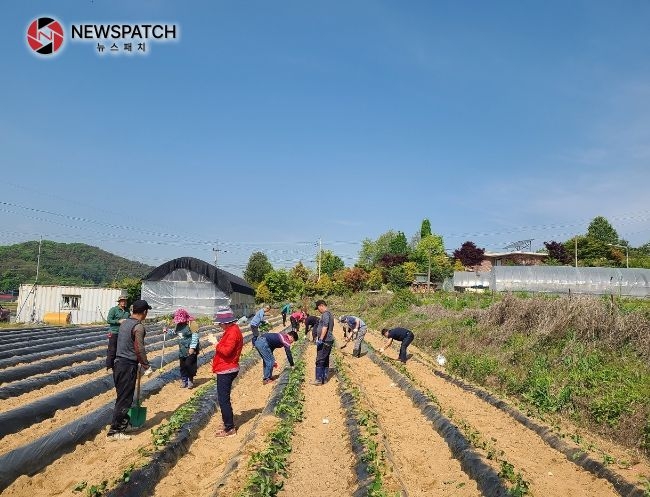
left=142, top=367, right=153, bottom=377
left=379, top=348, right=384, bottom=354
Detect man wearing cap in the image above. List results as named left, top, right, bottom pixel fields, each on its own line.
left=212, top=306, right=244, bottom=438
left=105, top=293, right=131, bottom=370
left=108, top=299, right=153, bottom=440
left=312, top=300, right=334, bottom=385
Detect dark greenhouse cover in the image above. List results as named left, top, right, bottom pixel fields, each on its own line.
left=143, top=257, right=255, bottom=296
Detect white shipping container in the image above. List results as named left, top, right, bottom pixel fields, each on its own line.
left=16, top=284, right=123, bottom=325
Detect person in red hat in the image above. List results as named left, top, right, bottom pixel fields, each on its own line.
left=212, top=306, right=244, bottom=438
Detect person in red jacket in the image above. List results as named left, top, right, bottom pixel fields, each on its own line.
left=212, top=306, right=244, bottom=438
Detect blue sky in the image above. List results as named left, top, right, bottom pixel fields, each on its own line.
left=2, top=1, right=650, bottom=275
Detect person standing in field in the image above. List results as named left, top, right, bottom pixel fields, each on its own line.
left=249, top=304, right=270, bottom=346
left=280, top=302, right=291, bottom=326
left=212, top=306, right=244, bottom=438
left=380, top=327, right=415, bottom=363
left=166, top=308, right=200, bottom=389
left=105, top=293, right=130, bottom=370
left=108, top=299, right=153, bottom=440
left=311, top=299, right=334, bottom=385
left=339, top=314, right=367, bottom=358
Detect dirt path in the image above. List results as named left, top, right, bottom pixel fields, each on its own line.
left=363, top=331, right=626, bottom=497
left=341, top=343, right=482, bottom=497
left=278, top=342, right=356, bottom=497
left=152, top=347, right=289, bottom=497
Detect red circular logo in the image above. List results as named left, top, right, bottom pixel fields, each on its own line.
left=27, top=17, right=64, bottom=55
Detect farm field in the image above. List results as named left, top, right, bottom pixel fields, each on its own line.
left=0, top=319, right=648, bottom=497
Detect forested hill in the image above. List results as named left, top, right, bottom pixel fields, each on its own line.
left=0, top=241, right=153, bottom=291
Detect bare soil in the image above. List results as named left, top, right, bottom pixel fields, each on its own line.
left=341, top=340, right=482, bottom=497
left=364, top=330, right=649, bottom=496
left=278, top=342, right=356, bottom=497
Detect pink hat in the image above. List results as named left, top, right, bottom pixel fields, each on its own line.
left=173, top=308, right=194, bottom=324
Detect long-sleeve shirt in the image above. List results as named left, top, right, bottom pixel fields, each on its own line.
left=250, top=308, right=266, bottom=327
left=264, top=332, right=295, bottom=366
left=212, top=322, right=244, bottom=374
left=107, top=305, right=130, bottom=334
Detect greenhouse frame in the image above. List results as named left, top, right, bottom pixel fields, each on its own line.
left=453, top=266, right=650, bottom=297
left=141, top=257, right=256, bottom=318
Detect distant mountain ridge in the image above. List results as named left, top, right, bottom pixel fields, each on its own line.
left=0, top=240, right=153, bottom=291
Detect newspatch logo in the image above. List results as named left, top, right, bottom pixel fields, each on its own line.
left=27, top=17, right=64, bottom=55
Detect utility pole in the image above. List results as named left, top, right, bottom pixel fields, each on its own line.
left=574, top=237, right=578, bottom=268
left=317, top=238, right=322, bottom=281
left=213, top=242, right=227, bottom=268
left=31, top=236, right=43, bottom=323
left=427, top=250, right=431, bottom=293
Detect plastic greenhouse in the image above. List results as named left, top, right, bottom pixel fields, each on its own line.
left=454, top=266, right=650, bottom=297
left=141, top=257, right=256, bottom=318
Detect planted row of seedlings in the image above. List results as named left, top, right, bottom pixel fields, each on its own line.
left=0, top=320, right=283, bottom=494
left=334, top=352, right=403, bottom=497
left=361, top=330, right=638, bottom=497
left=339, top=342, right=495, bottom=497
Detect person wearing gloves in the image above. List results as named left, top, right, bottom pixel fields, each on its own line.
left=167, top=308, right=200, bottom=389
left=311, top=300, right=334, bottom=385
left=105, top=293, right=130, bottom=370
left=339, top=314, right=367, bottom=358
left=249, top=304, right=270, bottom=345
left=254, top=330, right=299, bottom=384
left=212, top=306, right=244, bottom=438
left=380, top=327, right=415, bottom=363
left=108, top=299, right=153, bottom=440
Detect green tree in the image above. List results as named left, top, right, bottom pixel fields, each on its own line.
left=319, top=250, right=345, bottom=277
left=243, top=251, right=273, bottom=285
left=110, top=277, right=142, bottom=304
left=386, top=265, right=410, bottom=290
left=263, top=269, right=292, bottom=303
left=564, top=236, right=615, bottom=267
left=290, top=262, right=310, bottom=283
left=314, top=273, right=334, bottom=295
left=420, top=219, right=432, bottom=239
left=413, top=235, right=452, bottom=281
left=367, top=268, right=383, bottom=290
left=388, top=231, right=410, bottom=256
left=587, top=216, right=619, bottom=245
left=255, top=281, right=272, bottom=304
left=402, top=261, right=418, bottom=283
left=357, top=230, right=402, bottom=268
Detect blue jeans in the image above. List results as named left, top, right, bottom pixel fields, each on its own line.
left=398, top=332, right=414, bottom=362
left=254, top=336, right=275, bottom=380
left=217, top=371, right=239, bottom=431
left=251, top=325, right=259, bottom=345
